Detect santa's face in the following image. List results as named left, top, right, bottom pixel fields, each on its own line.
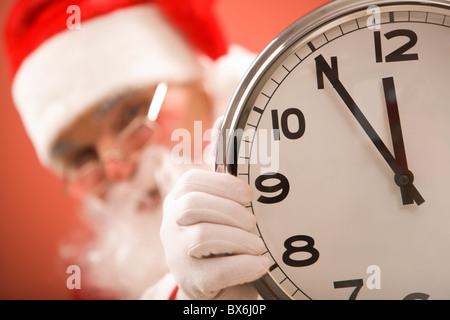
left=51, top=80, right=213, bottom=206
left=52, top=80, right=214, bottom=297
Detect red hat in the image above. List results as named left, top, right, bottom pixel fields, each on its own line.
left=4, top=0, right=228, bottom=171
left=5, top=0, right=228, bottom=77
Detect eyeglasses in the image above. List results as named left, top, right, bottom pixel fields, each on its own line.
left=63, top=83, right=168, bottom=199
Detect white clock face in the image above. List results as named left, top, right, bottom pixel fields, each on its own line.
left=225, top=2, right=450, bottom=299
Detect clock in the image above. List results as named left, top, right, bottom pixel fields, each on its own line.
left=216, top=0, right=450, bottom=299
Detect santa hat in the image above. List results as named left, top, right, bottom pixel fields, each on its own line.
left=4, top=0, right=228, bottom=172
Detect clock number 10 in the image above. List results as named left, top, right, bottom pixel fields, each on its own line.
left=271, top=108, right=306, bottom=141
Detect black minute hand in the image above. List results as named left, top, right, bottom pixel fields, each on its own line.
left=315, top=55, right=424, bottom=206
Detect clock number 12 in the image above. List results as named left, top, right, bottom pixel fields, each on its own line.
left=373, top=29, right=419, bottom=63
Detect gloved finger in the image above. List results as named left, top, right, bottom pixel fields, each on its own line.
left=210, top=115, right=224, bottom=146
left=189, top=254, right=271, bottom=297
left=171, top=169, right=252, bottom=205
left=172, top=191, right=256, bottom=231
left=213, top=283, right=260, bottom=300
left=185, top=222, right=265, bottom=258
left=203, top=116, right=224, bottom=169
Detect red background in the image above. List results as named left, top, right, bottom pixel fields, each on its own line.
left=0, top=0, right=330, bottom=299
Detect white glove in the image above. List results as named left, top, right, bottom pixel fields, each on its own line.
left=160, top=169, right=271, bottom=300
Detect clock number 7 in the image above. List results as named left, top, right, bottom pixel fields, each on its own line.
left=333, top=279, right=364, bottom=300
left=333, top=278, right=430, bottom=300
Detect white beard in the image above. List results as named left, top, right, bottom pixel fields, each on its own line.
left=62, top=146, right=194, bottom=299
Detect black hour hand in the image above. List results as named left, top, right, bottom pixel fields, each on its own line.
left=383, top=77, right=424, bottom=205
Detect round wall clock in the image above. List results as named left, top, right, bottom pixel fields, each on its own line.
left=216, top=0, right=450, bottom=299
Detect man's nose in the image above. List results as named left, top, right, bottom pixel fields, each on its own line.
left=103, top=151, right=135, bottom=182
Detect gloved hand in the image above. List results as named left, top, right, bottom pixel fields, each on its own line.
left=160, top=168, right=271, bottom=300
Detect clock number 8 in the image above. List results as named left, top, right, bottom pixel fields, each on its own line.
left=283, top=235, right=320, bottom=267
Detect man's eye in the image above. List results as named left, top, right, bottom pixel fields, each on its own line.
left=71, top=147, right=98, bottom=168
left=124, top=102, right=148, bottom=121
left=124, top=105, right=140, bottom=120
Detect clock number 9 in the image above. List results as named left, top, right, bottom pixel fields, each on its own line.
left=255, top=172, right=290, bottom=204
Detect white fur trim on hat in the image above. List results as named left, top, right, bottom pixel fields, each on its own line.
left=12, top=4, right=201, bottom=171
left=203, top=45, right=256, bottom=119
